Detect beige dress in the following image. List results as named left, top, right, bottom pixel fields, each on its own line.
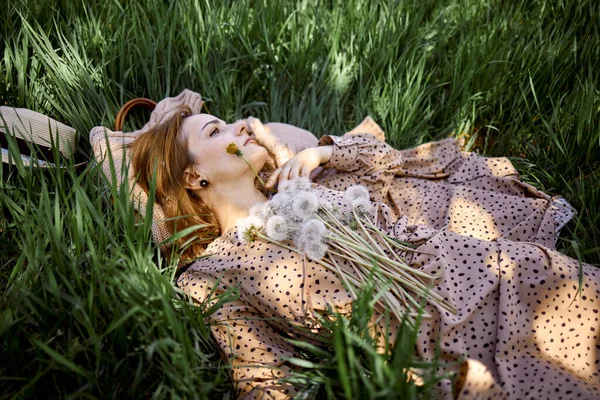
left=177, top=134, right=599, bottom=399
left=314, top=134, right=573, bottom=249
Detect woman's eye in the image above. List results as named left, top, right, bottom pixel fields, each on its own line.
left=209, top=127, right=219, bottom=137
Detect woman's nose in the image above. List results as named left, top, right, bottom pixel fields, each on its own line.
left=233, top=121, right=249, bottom=136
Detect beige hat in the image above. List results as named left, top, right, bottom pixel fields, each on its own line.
left=1, top=106, right=78, bottom=168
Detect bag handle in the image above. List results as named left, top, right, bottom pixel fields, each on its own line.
left=114, top=98, right=157, bottom=131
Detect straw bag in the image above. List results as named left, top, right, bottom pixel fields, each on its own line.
left=114, top=98, right=157, bottom=131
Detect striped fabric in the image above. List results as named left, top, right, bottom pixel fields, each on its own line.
left=0, top=106, right=77, bottom=167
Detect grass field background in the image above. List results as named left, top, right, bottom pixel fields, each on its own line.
left=1, top=0, right=599, bottom=398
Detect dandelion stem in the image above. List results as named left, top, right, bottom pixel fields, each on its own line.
left=256, top=233, right=297, bottom=254
left=243, top=184, right=456, bottom=318
left=365, top=225, right=419, bottom=252
left=320, top=208, right=372, bottom=249
left=353, top=209, right=389, bottom=259
left=227, top=142, right=266, bottom=186
left=243, top=156, right=266, bottom=186
left=325, top=234, right=434, bottom=279
left=329, top=254, right=358, bottom=300
left=368, top=222, right=409, bottom=265
left=328, top=247, right=426, bottom=291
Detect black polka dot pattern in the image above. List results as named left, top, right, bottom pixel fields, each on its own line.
left=406, top=229, right=600, bottom=399
left=177, top=134, right=597, bottom=400
left=315, top=135, right=574, bottom=249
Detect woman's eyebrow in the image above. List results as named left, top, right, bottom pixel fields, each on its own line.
left=201, top=119, right=220, bottom=131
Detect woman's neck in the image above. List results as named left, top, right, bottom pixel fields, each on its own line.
left=204, top=179, right=268, bottom=235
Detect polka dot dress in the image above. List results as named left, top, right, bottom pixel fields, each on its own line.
left=315, top=134, right=575, bottom=249
left=178, top=134, right=598, bottom=399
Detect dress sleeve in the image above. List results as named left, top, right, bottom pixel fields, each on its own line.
left=178, top=270, right=299, bottom=399
left=318, top=133, right=403, bottom=203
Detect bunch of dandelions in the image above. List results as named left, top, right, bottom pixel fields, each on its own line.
left=238, top=178, right=456, bottom=323
left=241, top=177, right=327, bottom=259
left=226, top=142, right=265, bottom=186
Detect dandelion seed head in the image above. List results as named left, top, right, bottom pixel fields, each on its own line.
left=319, top=200, right=335, bottom=219
left=303, top=240, right=328, bottom=261
left=292, top=191, right=319, bottom=220
left=271, top=193, right=293, bottom=214
left=278, top=180, right=296, bottom=194
left=249, top=203, right=263, bottom=218
left=250, top=202, right=276, bottom=222
left=335, top=208, right=353, bottom=226
left=262, top=202, right=277, bottom=219
left=298, top=218, right=326, bottom=244
left=320, top=200, right=334, bottom=213
left=245, top=215, right=264, bottom=229
left=237, top=225, right=249, bottom=244
left=351, top=198, right=375, bottom=218
left=293, top=177, right=312, bottom=192
left=237, top=215, right=263, bottom=244
left=265, top=215, right=290, bottom=241
left=344, top=185, right=370, bottom=203
left=319, top=200, right=347, bottom=222
left=277, top=178, right=310, bottom=195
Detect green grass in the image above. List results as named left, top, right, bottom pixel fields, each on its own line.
left=1, top=0, right=599, bottom=398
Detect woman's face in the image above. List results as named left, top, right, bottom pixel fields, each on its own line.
left=181, top=113, right=269, bottom=185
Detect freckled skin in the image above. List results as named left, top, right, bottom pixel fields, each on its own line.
left=178, top=132, right=599, bottom=399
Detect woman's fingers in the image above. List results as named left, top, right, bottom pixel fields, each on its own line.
left=266, top=167, right=282, bottom=188
left=265, top=163, right=294, bottom=189
left=279, top=164, right=293, bottom=184
left=300, top=164, right=311, bottom=177
left=265, top=149, right=317, bottom=189
left=289, top=164, right=300, bottom=180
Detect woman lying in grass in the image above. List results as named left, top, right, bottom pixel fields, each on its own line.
left=119, top=92, right=599, bottom=400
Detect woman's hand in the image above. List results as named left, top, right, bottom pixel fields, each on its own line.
left=265, top=145, right=333, bottom=189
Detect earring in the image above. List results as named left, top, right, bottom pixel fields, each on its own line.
left=199, top=179, right=209, bottom=188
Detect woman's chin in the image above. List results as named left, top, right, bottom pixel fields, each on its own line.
left=249, top=144, right=269, bottom=159
left=246, top=146, right=269, bottom=168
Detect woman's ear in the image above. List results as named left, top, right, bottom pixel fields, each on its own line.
left=183, top=166, right=206, bottom=190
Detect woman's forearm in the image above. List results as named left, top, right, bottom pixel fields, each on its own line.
left=263, top=122, right=319, bottom=154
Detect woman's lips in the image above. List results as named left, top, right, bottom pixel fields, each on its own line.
left=244, top=138, right=257, bottom=146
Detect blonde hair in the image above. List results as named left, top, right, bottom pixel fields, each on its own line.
left=131, top=106, right=274, bottom=261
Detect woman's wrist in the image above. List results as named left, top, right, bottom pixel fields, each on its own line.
left=318, top=145, right=333, bottom=165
